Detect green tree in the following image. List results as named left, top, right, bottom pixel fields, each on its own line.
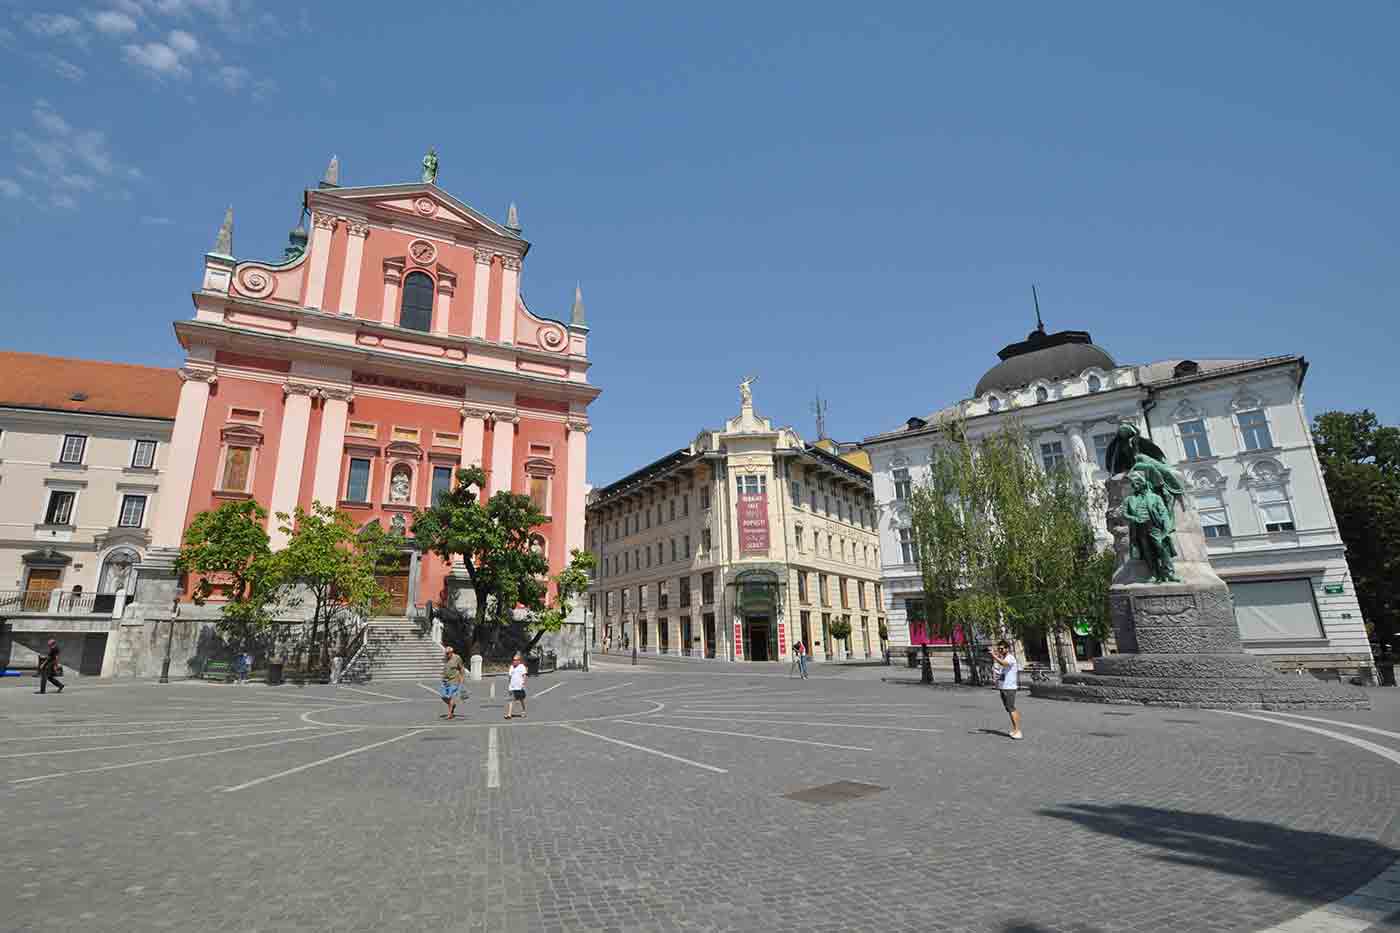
left=829, top=616, right=853, bottom=653
left=411, top=466, right=551, bottom=657
left=908, top=417, right=1112, bottom=678
left=269, top=502, right=402, bottom=670
left=1312, top=410, right=1400, bottom=651
left=525, top=549, right=599, bottom=652
left=177, top=500, right=401, bottom=669
left=176, top=499, right=275, bottom=653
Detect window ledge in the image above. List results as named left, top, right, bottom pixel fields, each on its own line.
left=34, top=523, right=75, bottom=531
left=212, top=490, right=253, bottom=501
left=1239, top=446, right=1285, bottom=456
left=51, top=462, right=87, bottom=471
left=1241, top=637, right=1329, bottom=648
left=338, top=499, right=373, bottom=510
left=382, top=502, right=417, bottom=513
left=123, top=467, right=159, bottom=476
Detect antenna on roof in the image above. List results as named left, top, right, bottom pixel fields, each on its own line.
left=1032, top=284, right=1045, bottom=334
left=811, top=391, right=829, bottom=440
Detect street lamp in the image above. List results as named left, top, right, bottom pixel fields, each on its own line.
left=158, top=594, right=179, bottom=684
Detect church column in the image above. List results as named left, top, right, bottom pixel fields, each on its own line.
left=459, top=408, right=488, bottom=472
left=268, top=383, right=317, bottom=549
left=381, top=258, right=404, bottom=325
left=565, top=419, right=590, bottom=555
left=433, top=270, right=456, bottom=335
left=311, top=388, right=353, bottom=509
left=304, top=213, right=338, bottom=310
left=336, top=219, right=369, bottom=316
left=471, top=247, right=492, bottom=339
left=497, top=255, right=521, bottom=344
left=490, top=412, right=518, bottom=496
left=150, top=364, right=216, bottom=550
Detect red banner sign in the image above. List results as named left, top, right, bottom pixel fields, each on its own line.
left=737, top=492, right=770, bottom=552
left=733, top=621, right=744, bottom=659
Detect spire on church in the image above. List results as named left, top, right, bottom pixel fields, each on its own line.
left=506, top=201, right=521, bottom=233
left=570, top=282, right=586, bottom=327
left=1032, top=284, right=1046, bottom=335
left=321, top=154, right=340, bottom=187
left=213, top=206, right=234, bottom=256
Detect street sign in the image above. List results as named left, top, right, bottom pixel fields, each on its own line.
left=1323, top=584, right=1344, bottom=595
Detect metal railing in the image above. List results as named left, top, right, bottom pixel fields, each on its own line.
left=0, top=590, right=120, bottom=615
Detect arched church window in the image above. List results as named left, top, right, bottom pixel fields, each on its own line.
left=399, top=272, right=434, bottom=332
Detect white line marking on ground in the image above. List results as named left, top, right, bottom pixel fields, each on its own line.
left=571, top=681, right=633, bottom=699
left=487, top=727, right=500, bottom=788
left=17, top=720, right=284, bottom=741
left=334, top=686, right=414, bottom=702
left=1246, top=710, right=1400, bottom=742
left=416, top=683, right=440, bottom=697
left=490, top=681, right=497, bottom=700
left=0, top=725, right=319, bottom=759
left=4, top=716, right=286, bottom=730
left=218, top=729, right=425, bottom=793
left=615, top=720, right=873, bottom=751
left=558, top=724, right=728, bottom=773
left=532, top=683, right=562, bottom=699
left=676, top=708, right=950, bottom=720
left=653, top=714, right=943, bottom=734
left=226, top=695, right=368, bottom=708
left=1219, top=711, right=1400, bottom=767
left=10, top=729, right=363, bottom=786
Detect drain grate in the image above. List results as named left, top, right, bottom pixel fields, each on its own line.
left=782, top=781, right=887, bottom=805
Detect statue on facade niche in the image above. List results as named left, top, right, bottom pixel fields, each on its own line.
left=390, top=514, right=407, bottom=536
left=739, top=375, right=757, bottom=407
left=390, top=470, right=411, bottom=503
left=421, top=147, right=439, bottom=184
left=1121, top=471, right=1181, bottom=583
left=1104, top=422, right=1184, bottom=510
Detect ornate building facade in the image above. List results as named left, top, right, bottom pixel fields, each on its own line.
left=585, top=389, right=884, bottom=663
left=132, top=157, right=599, bottom=656
left=863, top=322, right=1376, bottom=682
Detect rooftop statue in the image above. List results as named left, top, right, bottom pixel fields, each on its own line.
left=739, top=375, right=757, bottom=407
left=422, top=147, right=438, bottom=184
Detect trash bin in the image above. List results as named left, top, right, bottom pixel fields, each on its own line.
left=907, top=649, right=918, bottom=669
left=526, top=655, right=541, bottom=676
left=1379, top=663, right=1396, bottom=687
left=267, top=662, right=284, bottom=686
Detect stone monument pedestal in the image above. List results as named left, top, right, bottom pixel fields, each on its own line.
left=1032, top=475, right=1367, bottom=710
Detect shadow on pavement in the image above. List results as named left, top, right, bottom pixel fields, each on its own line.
left=1039, top=803, right=1398, bottom=906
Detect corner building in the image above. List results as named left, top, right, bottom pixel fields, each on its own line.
left=137, top=160, right=598, bottom=622
left=586, top=392, right=884, bottom=663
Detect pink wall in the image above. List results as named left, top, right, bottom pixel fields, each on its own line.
left=321, top=225, right=347, bottom=313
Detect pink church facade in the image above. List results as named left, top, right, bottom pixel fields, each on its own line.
left=143, top=163, right=598, bottom=617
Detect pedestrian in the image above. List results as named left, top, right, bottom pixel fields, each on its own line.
left=37, top=639, right=64, bottom=694
left=439, top=646, right=466, bottom=719
left=795, top=639, right=809, bottom=679
left=990, top=639, right=1023, bottom=740
left=504, top=652, right=527, bottom=719
left=601, top=632, right=609, bottom=655
left=235, top=651, right=250, bottom=685
left=330, top=651, right=344, bottom=685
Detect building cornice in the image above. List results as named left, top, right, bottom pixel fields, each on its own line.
left=0, top=406, right=175, bottom=431
left=173, top=319, right=601, bottom=406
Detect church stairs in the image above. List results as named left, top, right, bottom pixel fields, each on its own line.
left=345, top=617, right=443, bottom=682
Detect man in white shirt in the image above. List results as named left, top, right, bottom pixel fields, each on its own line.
left=505, top=653, right=528, bottom=720
left=991, top=639, right=1024, bottom=740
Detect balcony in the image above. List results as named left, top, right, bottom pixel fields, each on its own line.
left=0, top=590, right=125, bottom=619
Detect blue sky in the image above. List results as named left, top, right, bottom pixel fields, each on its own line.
left=2, top=1, right=1397, bottom=485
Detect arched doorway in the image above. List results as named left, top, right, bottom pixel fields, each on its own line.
left=98, top=547, right=140, bottom=597
left=734, top=569, right=783, bottom=662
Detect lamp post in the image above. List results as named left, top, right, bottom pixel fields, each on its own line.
left=581, top=605, right=590, bottom=673
left=158, top=594, right=179, bottom=684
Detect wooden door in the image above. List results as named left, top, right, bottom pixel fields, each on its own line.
left=374, top=554, right=411, bottom=616
left=24, top=569, right=62, bottom=611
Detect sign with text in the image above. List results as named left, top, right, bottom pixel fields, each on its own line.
left=737, top=492, right=770, bottom=552
left=733, top=621, right=744, bottom=659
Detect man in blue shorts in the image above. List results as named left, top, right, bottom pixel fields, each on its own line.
left=439, top=646, right=466, bottom=719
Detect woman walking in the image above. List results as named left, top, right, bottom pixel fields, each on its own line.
left=504, top=653, right=527, bottom=719
left=37, top=639, right=64, bottom=694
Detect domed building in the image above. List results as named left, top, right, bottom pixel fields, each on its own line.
left=862, top=319, right=1376, bottom=683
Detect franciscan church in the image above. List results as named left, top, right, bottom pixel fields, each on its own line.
left=863, top=316, right=1377, bottom=684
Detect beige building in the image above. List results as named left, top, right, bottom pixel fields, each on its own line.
left=586, top=388, right=884, bottom=663
left=0, top=353, right=179, bottom=675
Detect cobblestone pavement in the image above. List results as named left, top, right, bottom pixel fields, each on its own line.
left=1, top=661, right=1397, bottom=932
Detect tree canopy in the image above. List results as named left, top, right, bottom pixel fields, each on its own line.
left=908, top=417, right=1112, bottom=675
left=1312, top=410, right=1400, bottom=651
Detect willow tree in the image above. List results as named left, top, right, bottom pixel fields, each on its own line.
left=907, top=416, right=1112, bottom=677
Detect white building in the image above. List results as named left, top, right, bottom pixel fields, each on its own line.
left=862, top=322, right=1376, bottom=682
left=0, top=352, right=178, bottom=676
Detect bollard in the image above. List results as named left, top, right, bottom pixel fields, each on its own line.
left=632, top=646, right=638, bottom=666
left=470, top=654, right=483, bottom=683
left=952, top=652, right=963, bottom=684
left=921, top=644, right=933, bottom=684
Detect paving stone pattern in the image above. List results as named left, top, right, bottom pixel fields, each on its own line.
left=0, top=664, right=1396, bottom=932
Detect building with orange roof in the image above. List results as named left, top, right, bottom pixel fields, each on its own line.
left=0, top=352, right=179, bottom=676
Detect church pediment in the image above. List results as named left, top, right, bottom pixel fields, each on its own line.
left=310, top=184, right=525, bottom=246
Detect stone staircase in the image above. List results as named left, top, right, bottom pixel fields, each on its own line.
left=345, top=617, right=443, bottom=682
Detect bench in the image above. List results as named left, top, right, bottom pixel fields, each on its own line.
left=202, top=660, right=235, bottom=683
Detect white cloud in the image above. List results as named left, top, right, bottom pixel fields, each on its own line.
left=215, top=64, right=248, bottom=90
left=9, top=104, right=138, bottom=212
left=44, top=55, right=87, bottom=82
left=33, top=104, right=72, bottom=137
left=91, top=10, right=140, bottom=35
left=26, top=13, right=87, bottom=44
left=140, top=215, right=175, bottom=225
left=52, top=193, right=79, bottom=210
left=59, top=174, right=98, bottom=191
left=71, top=131, right=116, bottom=176
left=0, top=179, right=23, bottom=199
left=167, top=28, right=199, bottom=55
left=0, top=27, right=16, bottom=46
left=123, top=40, right=190, bottom=78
